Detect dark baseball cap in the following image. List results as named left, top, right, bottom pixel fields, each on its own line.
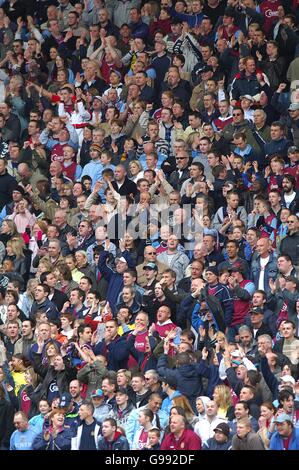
left=249, top=307, right=264, bottom=315
left=213, top=422, right=230, bottom=437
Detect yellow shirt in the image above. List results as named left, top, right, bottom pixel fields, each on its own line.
left=11, top=371, right=26, bottom=396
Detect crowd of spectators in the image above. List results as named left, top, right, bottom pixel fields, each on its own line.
left=0, top=0, right=298, bottom=452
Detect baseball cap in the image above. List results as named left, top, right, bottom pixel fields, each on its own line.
left=160, top=376, right=177, bottom=389
left=143, top=262, right=158, bottom=271
left=92, top=95, right=103, bottom=102
left=91, top=389, right=104, bottom=398
left=240, top=94, right=255, bottom=102
left=280, top=375, right=295, bottom=385
left=205, top=266, right=218, bottom=276
left=231, top=350, right=241, bottom=358
left=274, top=413, right=293, bottom=423
left=288, top=146, right=299, bottom=154
left=249, top=307, right=264, bottom=315
left=59, top=393, right=72, bottom=408
left=213, top=422, right=230, bottom=437
left=288, top=103, right=299, bottom=111
left=115, top=256, right=127, bottom=264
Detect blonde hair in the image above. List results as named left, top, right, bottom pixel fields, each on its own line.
left=7, top=237, right=25, bottom=258
left=129, top=160, right=142, bottom=172
left=214, top=384, right=232, bottom=410
left=116, top=369, right=132, bottom=384
left=2, top=219, right=18, bottom=236
left=187, top=131, right=201, bottom=146
left=35, top=220, right=48, bottom=234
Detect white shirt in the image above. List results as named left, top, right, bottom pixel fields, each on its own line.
left=194, top=416, right=226, bottom=445
left=258, top=256, right=270, bottom=290
left=284, top=192, right=296, bottom=208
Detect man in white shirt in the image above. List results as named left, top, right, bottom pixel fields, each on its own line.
left=194, top=400, right=225, bottom=445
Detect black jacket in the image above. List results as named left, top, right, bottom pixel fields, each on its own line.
left=0, top=171, right=18, bottom=210
left=31, top=352, right=77, bottom=402
left=0, top=399, right=15, bottom=449
left=51, top=289, right=68, bottom=312
left=169, top=167, right=190, bottom=191
left=111, top=177, right=137, bottom=196
left=280, top=231, right=299, bottom=265
left=129, top=389, right=152, bottom=408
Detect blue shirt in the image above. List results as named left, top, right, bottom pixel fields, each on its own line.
left=10, top=427, right=38, bottom=450
left=29, top=415, right=45, bottom=434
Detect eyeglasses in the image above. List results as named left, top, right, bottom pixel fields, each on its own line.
left=147, top=252, right=156, bottom=255
left=287, top=221, right=295, bottom=224
left=176, top=157, right=188, bottom=160
left=233, top=113, right=242, bottom=117
left=144, top=377, right=151, bottom=381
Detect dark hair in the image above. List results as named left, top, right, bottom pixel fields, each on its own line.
left=278, top=388, right=294, bottom=403
left=181, top=329, right=196, bottom=344
left=103, top=418, right=117, bottom=428
left=78, top=324, right=92, bottom=337
left=172, top=53, right=185, bottom=65
left=71, top=288, right=86, bottom=302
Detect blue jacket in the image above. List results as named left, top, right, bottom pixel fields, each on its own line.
left=170, top=7, right=204, bottom=28
left=97, top=431, right=129, bottom=450
left=264, top=137, right=292, bottom=159
left=250, top=252, right=278, bottom=295
left=157, top=354, right=203, bottom=412
left=32, top=427, right=73, bottom=450
left=190, top=360, right=222, bottom=398
left=98, top=250, right=135, bottom=314
left=202, top=437, right=232, bottom=450
left=270, top=428, right=299, bottom=450
left=128, top=20, right=149, bottom=39
left=231, top=71, right=262, bottom=101
left=94, top=335, right=129, bottom=371
left=191, top=296, right=226, bottom=334
left=30, top=298, right=59, bottom=322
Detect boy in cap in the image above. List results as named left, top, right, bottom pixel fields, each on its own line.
left=202, top=422, right=232, bottom=450
left=91, top=389, right=113, bottom=424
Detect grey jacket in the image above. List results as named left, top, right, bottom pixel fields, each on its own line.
left=157, top=251, right=190, bottom=282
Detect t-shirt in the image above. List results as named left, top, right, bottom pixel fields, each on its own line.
left=20, top=389, right=31, bottom=417
left=283, top=192, right=296, bottom=208
left=47, top=379, right=59, bottom=403
left=10, top=427, right=37, bottom=450
left=258, top=256, right=270, bottom=290
left=79, top=421, right=97, bottom=450
left=137, top=428, right=148, bottom=449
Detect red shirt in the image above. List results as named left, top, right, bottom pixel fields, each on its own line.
left=161, top=429, right=202, bottom=451
left=260, top=0, right=281, bottom=34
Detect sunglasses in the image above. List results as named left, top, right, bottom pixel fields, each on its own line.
left=233, top=113, right=242, bottom=116
left=176, top=157, right=188, bottom=160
